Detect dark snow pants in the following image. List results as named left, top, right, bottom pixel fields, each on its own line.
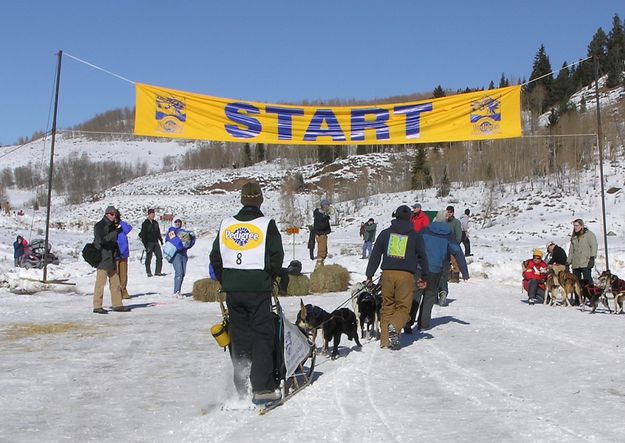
left=406, top=272, right=441, bottom=330
left=526, top=279, right=545, bottom=302
left=226, top=291, right=276, bottom=396
left=145, top=242, right=163, bottom=276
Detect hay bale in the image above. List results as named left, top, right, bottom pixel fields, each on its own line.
left=275, top=274, right=311, bottom=297
left=192, top=278, right=224, bottom=302
left=309, top=264, right=350, bottom=293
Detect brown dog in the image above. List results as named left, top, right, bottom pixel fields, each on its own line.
left=598, top=270, right=625, bottom=314
left=545, top=267, right=581, bottom=307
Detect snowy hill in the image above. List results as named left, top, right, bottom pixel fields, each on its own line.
left=0, top=133, right=196, bottom=171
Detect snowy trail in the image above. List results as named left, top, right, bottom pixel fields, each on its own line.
left=2, top=279, right=625, bottom=442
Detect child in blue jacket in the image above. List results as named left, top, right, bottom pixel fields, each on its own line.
left=165, top=217, right=196, bottom=296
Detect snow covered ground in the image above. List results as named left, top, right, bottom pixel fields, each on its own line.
left=2, top=155, right=625, bottom=442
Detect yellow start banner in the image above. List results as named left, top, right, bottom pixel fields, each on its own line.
left=134, top=83, right=521, bottom=145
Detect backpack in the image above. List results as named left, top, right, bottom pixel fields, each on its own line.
left=82, top=243, right=102, bottom=268
left=286, top=260, right=302, bottom=276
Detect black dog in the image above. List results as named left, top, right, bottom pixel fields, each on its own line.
left=296, top=300, right=362, bottom=359
left=580, top=279, right=611, bottom=314
left=353, top=282, right=382, bottom=339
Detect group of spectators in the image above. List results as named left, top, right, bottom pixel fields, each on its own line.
left=522, top=218, right=598, bottom=305
left=91, top=206, right=195, bottom=314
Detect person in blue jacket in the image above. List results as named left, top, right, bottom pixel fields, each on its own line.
left=165, top=217, right=196, bottom=297
left=114, top=210, right=133, bottom=300
left=405, top=221, right=469, bottom=333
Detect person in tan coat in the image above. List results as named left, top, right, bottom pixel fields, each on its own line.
left=567, top=218, right=598, bottom=284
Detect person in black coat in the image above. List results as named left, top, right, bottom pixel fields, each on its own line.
left=92, top=205, right=129, bottom=314
left=313, top=199, right=332, bottom=268
left=139, top=208, right=164, bottom=277
left=365, top=205, right=429, bottom=350
left=546, top=242, right=567, bottom=272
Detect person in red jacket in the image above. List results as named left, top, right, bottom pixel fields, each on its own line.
left=522, top=249, right=548, bottom=305
left=410, top=203, right=430, bottom=233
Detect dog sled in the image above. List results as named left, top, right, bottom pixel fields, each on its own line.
left=213, top=292, right=316, bottom=415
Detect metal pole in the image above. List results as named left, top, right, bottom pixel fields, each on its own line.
left=593, top=56, right=609, bottom=272
left=43, top=50, right=63, bottom=282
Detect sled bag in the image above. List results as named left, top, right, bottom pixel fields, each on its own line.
left=82, top=243, right=102, bottom=268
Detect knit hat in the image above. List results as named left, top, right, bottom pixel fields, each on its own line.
left=320, top=199, right=330, bottom=208
left=412, top=203, right=421, bottom=210
left=147, top=208, right=155, bottom=214
left=393, top=205, right=412, bottom=221
left=105, top=205, right=116, bottom=214
left=241, top=181, right=263, bottom=207
left=532, top=248, right=543, bottom=258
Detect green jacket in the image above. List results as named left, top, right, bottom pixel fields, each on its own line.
left=363, top=222, right=377, bottom=242
left=209, top=206, right=284, bottom=293
left=447, top=217, right=462, bottom=243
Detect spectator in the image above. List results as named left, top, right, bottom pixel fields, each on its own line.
left=366, top=205, right=429, bottom=350
left=410, top=203, right=430, bottom=232
left=546, top=241, right=567, bottom=273
left=567, top=219, right=598, bottom=284
left=139, top=208, right=164, bottom=277
left=13, top=235, right=25, bottom=267
left=444, top=205, right=463, bottom=285
left=522, top=248, right=548, bottom=305
left=209, top=181, right=284, bottom=404
left=458, top=208, right=472, bottom=256
left=92, top=205, right=129, bottom=314
left=361, top=218, right=377, bottom=259
left=165, top=217, right=196, bottom=297
left=406, top=221, right=469, bottom=332
left=313, top=199, right=332, bottom=268
left=114, top=210, right=133, bottom=300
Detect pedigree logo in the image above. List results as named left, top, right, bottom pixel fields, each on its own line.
left=222, top=223, right=264, bottom=251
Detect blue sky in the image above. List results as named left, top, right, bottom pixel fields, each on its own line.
left=1, top=0, right=623, bottom=146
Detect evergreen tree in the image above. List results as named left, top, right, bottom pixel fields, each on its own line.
left=410, top=147, right=432, bottom=190
left=433, top=85, right=446, bottom=98
left=437, top=166, right=450, bottom=197
left=488, top=80, right=495, bottom=90
left=256, top=143, right=265, bottom=162
left=317, top=146, right=334, bottom=164
left=527, top=44, right=553, bottom=113
left=527, top=45, right=553, bottom=95
left=551, top=61, right=572, bottom=106
left=498, top=73, right=509, bottom=88
left=243, top=143, right=252, bottom=167
left=578, top=28, right=608, bottom=88
left=606, top=14, right=625, bottom=87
